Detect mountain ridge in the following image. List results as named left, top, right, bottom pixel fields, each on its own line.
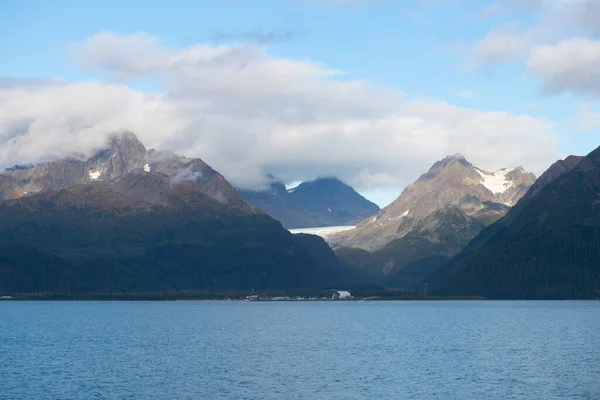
left=330, top=155, right=536, bottom=251
left=0, top=168, right=356, bottom=294
left=0, top=133, right=364, bottom=295
left=238, top=176, right=379, bottom=228
left=0, top=132, right=254, bottom=212
left=431, top=147, right=600, bottom=299
left=329, top=154, right=535, bottom=286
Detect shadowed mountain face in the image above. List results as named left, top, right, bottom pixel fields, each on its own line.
left=432, top=149, right=600, bottom=299
left=0, top=132, right=253, bottom=212
left=0, top=135, right=359, bottom=295
left=329, top=154, right=536, bottom=286
left=0, top=170, right=354, bottom=294
left=239, top=177, right=379, bottom=229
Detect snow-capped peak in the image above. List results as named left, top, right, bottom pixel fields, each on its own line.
left=475, top=167, right=515, bottom=194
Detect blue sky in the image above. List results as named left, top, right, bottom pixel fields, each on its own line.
left=1, top=0, right=599, bottom=206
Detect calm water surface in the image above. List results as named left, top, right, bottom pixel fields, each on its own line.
left=1, top=301, right=599, bottom=399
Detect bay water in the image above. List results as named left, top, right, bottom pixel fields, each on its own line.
left=1, top=301, right=599, bottom=399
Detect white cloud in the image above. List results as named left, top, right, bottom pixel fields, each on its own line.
left=0, top=32, right=559, bottom=193
left=472, top=23, right=544, bottom=65
left=471, top=0, right=600, bottom=99
left=472, top=0, right=600, bottom=64
left=0, top=81, right=186, bottom=164
left=527, top=37, right=600, bottom=97
left=73, top=32, right=166, bottom=80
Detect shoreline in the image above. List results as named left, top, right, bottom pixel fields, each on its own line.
left=0, top=292, right=487, bottom=301
left=2, top=293, right=597, bottom=301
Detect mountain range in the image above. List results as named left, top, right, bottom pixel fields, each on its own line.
left=330, top=154, right=536, bottom=289
left=0, top=133, right=354, bottom=295
left=238, top=176, right=379, bottom=229
left=2, top=131, right=599, bottom=299
left=0, top=132, right=251, bottom=212
left=431, top=148, right=600, bottom=299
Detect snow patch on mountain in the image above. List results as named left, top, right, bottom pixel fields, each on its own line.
left=143, top=163, right=151, bottom=172
left=89, top=170, right=101, bottom=180
left=475, top=167, right=515, bottom=194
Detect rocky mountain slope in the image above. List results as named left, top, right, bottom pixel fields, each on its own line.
left=330, top=154, right=536, bottom=285
left=432, top=149, right=600, bottom=299
left=331, top=154, right=535, bottom=251
left=0, top=169, right=356, bottom=294
left=0, top=132, right=252, bottom=212
left=239, top=177, right=379, bottom=228
left=0, top=134, right=362, bottom=295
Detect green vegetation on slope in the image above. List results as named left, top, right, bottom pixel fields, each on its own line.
left=432, top=147, right=600, bottom=299
left=335, top=206, right=484, bottom=290
left=0, top=175, right=353, bottom=295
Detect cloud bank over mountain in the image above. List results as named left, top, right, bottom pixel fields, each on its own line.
left=0, top=32, right=558, bottom=194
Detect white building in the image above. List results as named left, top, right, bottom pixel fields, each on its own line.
left=332, top=290, right=351, bottom=300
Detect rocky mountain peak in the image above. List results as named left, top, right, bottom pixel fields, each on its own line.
left=449, top=152, right=466, bottom=160
left=0, top=132, right=253, bottom=212
left=238, top=175, right=379, bottom=229
left=433, top=144, right=600, bottom=299
left=426, top=153, right=473, bottom=177
left=87, top=132, right=148, bottom=181
left=329, top=154, right=536, bottom=251
left=291, top=177, right=354, bottom=195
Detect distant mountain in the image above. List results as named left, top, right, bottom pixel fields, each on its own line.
left=0, top=134, right=358, bottom=295
left=0, top=132, right=253, bottom=212
left=331, top=154, right=535, bottom=251
left=432, top=149, right=600, bottom=299
left=330, top=154, right=536, bottom=285
left=239, top=177, right=379, bottom=229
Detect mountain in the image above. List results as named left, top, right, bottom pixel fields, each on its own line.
left=0, top=135, right=356, bottom=295
left=432, top=149, right=600, bottom=299
left=239, top=176, right=379, bottom=229
left=330, top=154, right=536, bottom=287
left=519, top=155, right=584, bottom=202
left=0, top=132, right=253, bottom=212
left=0, top=170, right=355, bottom=295
left=331, top=154, right=535, bottom=251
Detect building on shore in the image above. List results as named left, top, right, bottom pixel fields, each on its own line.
left=332, top=291, right=351, bottom=300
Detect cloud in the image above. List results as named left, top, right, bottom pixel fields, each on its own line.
left=210, top=29, right=299, bottom=44
left=0, top=77, right=67, bottom=89
left=0, top=32, right=559, bottom=193
left=527, top=37, right=600, bottom=98
left=472, top=23, right=549, bottom=66
left=472, top=0, right=600, bottom=67
left=471, top=0, right=600, bottom=100
left=0, top=80, right=185, bottom=164
left=170, top=167, right=204, bottom=184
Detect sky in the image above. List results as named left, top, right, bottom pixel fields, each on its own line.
left=1, top=0, right=599, bottom=207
